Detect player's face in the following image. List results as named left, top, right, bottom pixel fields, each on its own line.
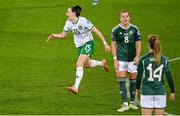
left=66, top=8, right=76, bottom=21
left=120, top=12, right=130, bottom=25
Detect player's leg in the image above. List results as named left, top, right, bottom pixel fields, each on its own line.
left=128, top=72, right=138, bottom=109
left=128, top=62, right=138, bottom=109
left=67, top=41, right=94, bottom=94
left=141, top=95, right=154, bottom=115
left=67, top=54, right=89, bottom=94
left=74, top=54, right=90, bottom=89
left=117, top=61, right=129, bottom=112
left=141, top=108, right=154, bottom=115
left=154, top=109, right=165, bottom=115
left=84, top=59, right=109, bottom=72
left=83, top=40, right=109, bottom=72
left=154, top=95, right=166, bottom=115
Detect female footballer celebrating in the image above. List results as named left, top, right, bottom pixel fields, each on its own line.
left=111, top=10, right=141, bottom=112
left=47, top=5, right=111, bottom=94
left=136, top=35, right=175, bottom=115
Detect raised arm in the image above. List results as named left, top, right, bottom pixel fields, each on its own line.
left=91, top=26, right=111, bottom=53
left=46, top=31, right=69, bottom=42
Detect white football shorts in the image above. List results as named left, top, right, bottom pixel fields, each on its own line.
left=116, top=61, right=137, bottom=73
left=140, top=94, right=166, bottom=109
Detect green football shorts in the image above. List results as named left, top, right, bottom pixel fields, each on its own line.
left=77, top=40, right=95, bottom=57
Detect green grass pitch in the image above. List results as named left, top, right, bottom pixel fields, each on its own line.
left=0, top=0, right=180, bottom=115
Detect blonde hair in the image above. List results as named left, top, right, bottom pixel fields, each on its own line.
left=148, top=35, right=161, bottom=65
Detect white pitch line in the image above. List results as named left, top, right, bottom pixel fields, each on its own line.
left=170, top=57, right=180, bottom=62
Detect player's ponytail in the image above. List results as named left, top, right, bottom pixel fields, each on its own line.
left=71, top=5, right=82, bottom=17
left=148, top=35, right=161, bottom=65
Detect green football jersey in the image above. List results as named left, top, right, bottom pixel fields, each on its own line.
left=136, top=52, right=173, bottom=95
left=112, top=24, right=141, bottom=62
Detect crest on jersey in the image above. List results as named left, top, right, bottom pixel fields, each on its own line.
left=78, top=25, right=83, bottom=30
left=119, top=32, right=122, bottom=35
left=129, top=31, right=133, bottom=35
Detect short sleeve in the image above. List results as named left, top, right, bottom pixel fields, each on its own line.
left=83, top=18, right=94, bottom=30
left=63, top=20, right=71, bottom=32
left=112, top=28, right=117, bottom=41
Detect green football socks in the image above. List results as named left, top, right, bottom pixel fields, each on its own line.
left=129, top=79, right=136, bottom=102
left=118, top=78, right=128, bottom=103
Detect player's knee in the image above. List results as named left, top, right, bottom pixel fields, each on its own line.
left=76, top=63, right=81, bottom=67
left=116, top=71, right=126, bottom=77
left=76, top=62, right=84, bottom=67
left=84, top=61, right=91, bottom=68
left=129, top=72, right=137, bottom=79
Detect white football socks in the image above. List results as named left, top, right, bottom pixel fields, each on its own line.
left=89, top=60, right=103, bottom=67
left=123, top=102, right=128, bottom=106
left=74, top=67, right=83, bottom=89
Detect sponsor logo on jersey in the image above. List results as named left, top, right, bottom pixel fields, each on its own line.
left=129, top=31, right=133, bottom=35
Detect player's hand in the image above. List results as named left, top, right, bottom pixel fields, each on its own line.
left=104, top=44, right=111, bottom=53
left=169, top=93, right=175, bottom=101
left=133, top=56, right=139, bottom=65
left=114, top=59, right=119, bottom=70
left=46, top=34, right=54, bottom=42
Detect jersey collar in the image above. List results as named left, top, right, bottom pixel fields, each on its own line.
left=72, top=17, right=79, bottom=24
left=119, top=23, right=131, bottom=30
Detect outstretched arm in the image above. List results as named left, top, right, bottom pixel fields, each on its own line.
left=91, top=26, right=111, bottom=53
left=46, top=31, right=69, bottom=42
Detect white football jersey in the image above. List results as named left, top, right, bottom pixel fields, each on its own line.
left=63, top=16, right=94, bottom=47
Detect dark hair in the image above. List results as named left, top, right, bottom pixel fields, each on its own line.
left=71, top=5, right=82, bottom=17
left=148, top=35, right=161, bottom=65
left=119, top=10, right=130, bottom=17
